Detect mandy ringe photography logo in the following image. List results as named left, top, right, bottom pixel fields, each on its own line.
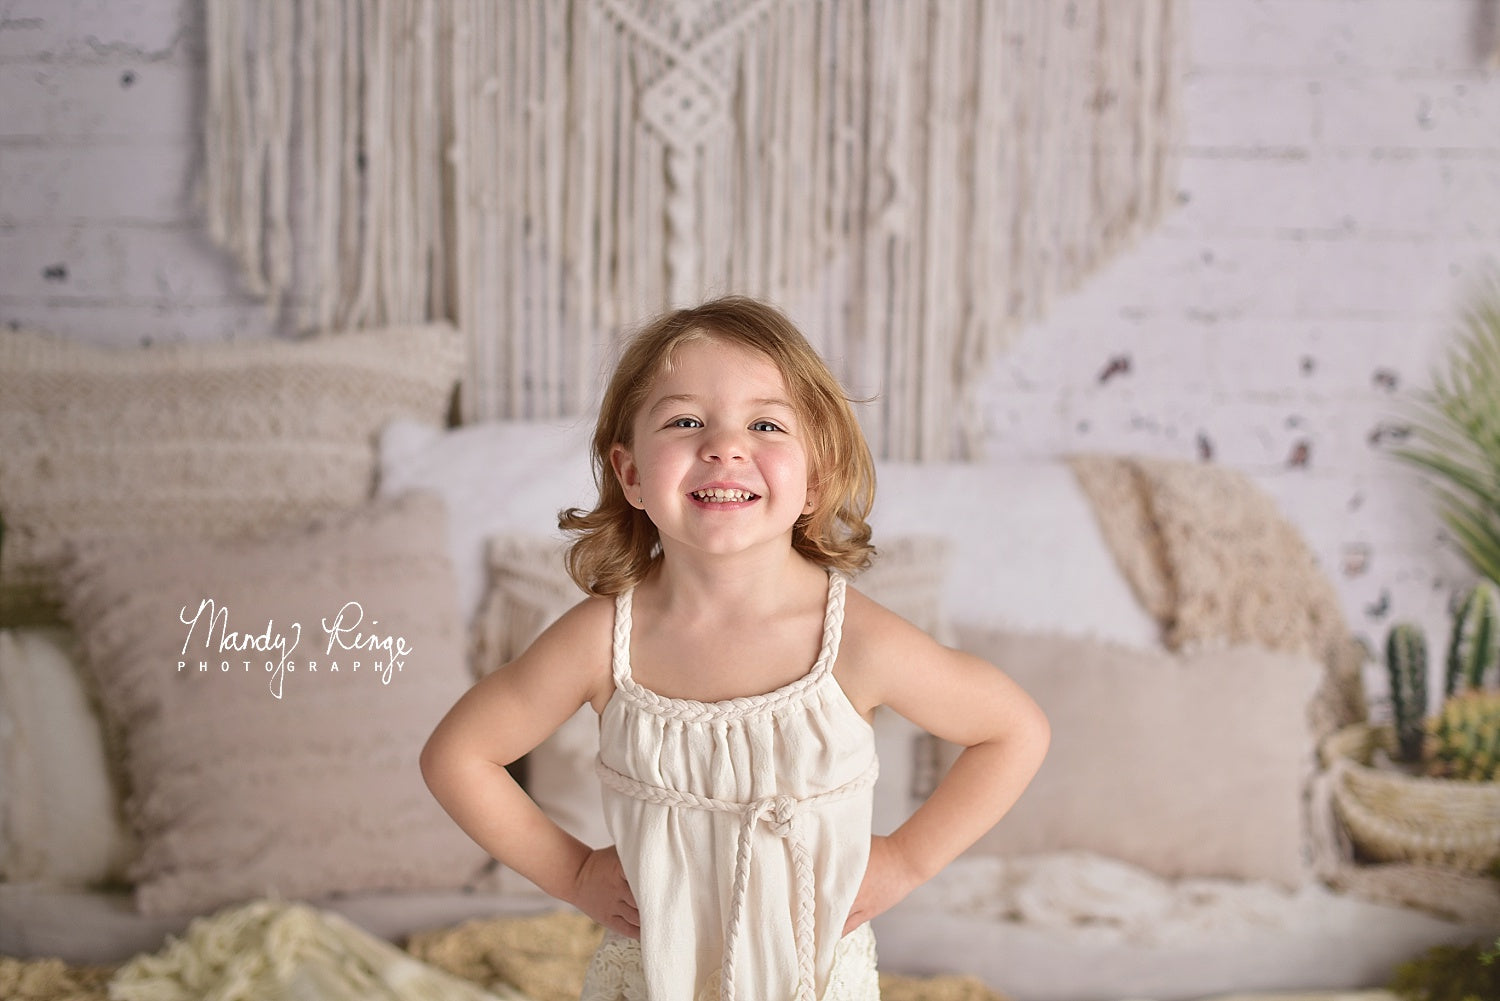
left=177, top=598, right=413, bottom=700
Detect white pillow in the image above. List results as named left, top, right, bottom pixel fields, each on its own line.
left=377, top=418, right=597, bottom=623
left=0, top=628, right=133, bottom=885
left=872, top=460, right=1159, bottom=647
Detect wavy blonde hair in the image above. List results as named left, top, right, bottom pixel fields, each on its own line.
left=560, top=296, right=876, bottom=596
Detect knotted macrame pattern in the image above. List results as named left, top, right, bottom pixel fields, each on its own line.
left=204, top=0, right=1185, bottom=459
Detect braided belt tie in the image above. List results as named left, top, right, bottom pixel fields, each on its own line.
left=595, top=756, right=878, bottom=1001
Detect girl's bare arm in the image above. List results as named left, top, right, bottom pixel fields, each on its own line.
left=838, top=589, right=1051, bottom=929
left=419, top=597, right=639, bottom=935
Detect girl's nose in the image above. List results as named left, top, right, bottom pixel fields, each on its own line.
left=700, top=427, right=747, bottom=462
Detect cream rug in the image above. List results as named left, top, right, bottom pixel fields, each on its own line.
left=406, top=908, right=1011, bottom=1001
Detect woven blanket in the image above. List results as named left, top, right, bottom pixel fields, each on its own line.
left=0, top=902, right=1009, bottom=1001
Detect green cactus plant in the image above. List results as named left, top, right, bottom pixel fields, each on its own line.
left=1387, top=622, right=1430, bottom=763
left=1425, top=690, right=1500, bottom=782
left=1446, top=580, right=1500, bottom=696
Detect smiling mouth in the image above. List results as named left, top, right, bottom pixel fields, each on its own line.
left=690, top=488, right=759, bottom=503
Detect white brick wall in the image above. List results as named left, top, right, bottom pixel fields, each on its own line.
left=982, top=0, right=1500, bottom=676
left=0, top=0, right=268, bottom=343
left=3, top=0, right=1499, bottom=678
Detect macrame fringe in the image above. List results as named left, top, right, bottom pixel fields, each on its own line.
left=203, top=0, right=450, bottom=334
left=205, top=1, right=1185, bottom=460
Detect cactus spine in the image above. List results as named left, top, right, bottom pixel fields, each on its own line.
left=1446, top=579, right=1500, bottom=696
left=1386, top=622, right=1429, bottom=763
left=1425, top=691, right=1500, bottom=781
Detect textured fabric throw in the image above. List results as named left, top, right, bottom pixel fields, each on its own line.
left=108, top=901, right=514, bottom=1001
left=203, top=0, right=1184, bottom=459
left=0, top=906, right=1013, bottom=1001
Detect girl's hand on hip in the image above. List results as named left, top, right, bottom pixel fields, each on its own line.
left=842, top=835, right=923, bottom=935
left=568, top=845, right=640, bottom=938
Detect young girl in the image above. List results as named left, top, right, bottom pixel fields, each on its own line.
left=421, top=296, right=1050, bottom=1001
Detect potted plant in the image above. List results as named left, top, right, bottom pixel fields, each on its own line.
left=1396, top=277, right=1500, bottom=583
left=1321, top=581, right=1500, bottom=875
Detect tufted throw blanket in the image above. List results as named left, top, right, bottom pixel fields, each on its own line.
left=0, top=902, right=1010, bottom=1001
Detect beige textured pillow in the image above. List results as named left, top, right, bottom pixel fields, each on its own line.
left=57, top=491, right=487, bottom=916
left=0, top=324, right=464, bottom=626
left=1067, top=454, right=1347, bottom=659
left=951, top=625, right=1321, bottom=888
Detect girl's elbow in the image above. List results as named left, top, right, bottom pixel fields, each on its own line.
left=1024, top=703, right=1051, bottom=765
left=418, top=728, right=457, bottom=792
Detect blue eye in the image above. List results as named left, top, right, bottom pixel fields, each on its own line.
left=750, top=420, right=783, bottom=433
left=670, top=417, right=703, bottom=429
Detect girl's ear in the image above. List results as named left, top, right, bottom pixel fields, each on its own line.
left=802, top=476, right=820, bottom=515
left=610, top=443, right=645, bottom=509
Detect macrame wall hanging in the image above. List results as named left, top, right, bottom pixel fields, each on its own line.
left=204, top=0, right=1185, bottom=460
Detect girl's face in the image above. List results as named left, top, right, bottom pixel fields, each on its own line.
left=610, top=337, right=816, bottom=564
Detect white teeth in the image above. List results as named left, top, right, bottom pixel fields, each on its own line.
left=693, top=488, right=755, bottom=502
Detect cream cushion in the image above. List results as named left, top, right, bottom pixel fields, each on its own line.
left=55, top=491, right=487, bottom=916
left=0, top=324, right=464, bottom=626
left=952, top=625, right=1321, bottom=888
left=0, top=628, right=133, bottom=885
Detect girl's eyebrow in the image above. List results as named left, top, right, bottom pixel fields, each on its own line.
left=645, top=393, right=698, bottom=416
left=646, top=394, right=796, bottom=414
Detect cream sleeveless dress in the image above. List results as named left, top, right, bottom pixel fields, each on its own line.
left=580, top=571, right=881, bottom=1001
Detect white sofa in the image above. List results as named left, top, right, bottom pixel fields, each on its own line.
left=0, top=327, right=1491, bottom=1001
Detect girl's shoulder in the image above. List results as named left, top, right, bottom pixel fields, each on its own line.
left=544, top=592, right=619, bottom=660
left=839, top=582, right=941, bottom=652
left=834, top=582, right=951, bottom=711
left=511, top=593, right=618, bottom=710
